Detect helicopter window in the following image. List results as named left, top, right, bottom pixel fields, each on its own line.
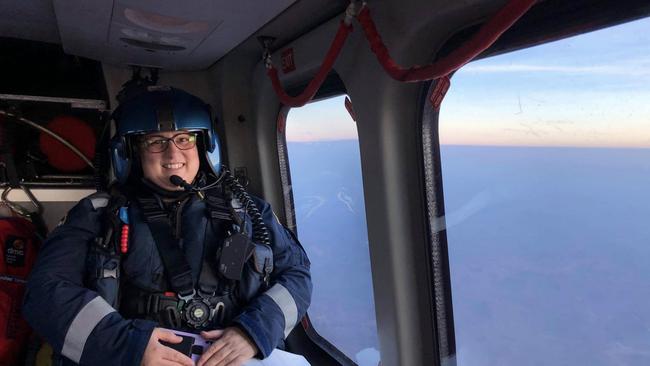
left=438, top=17, right=650, bottom=365
left=279, top=95, right=380, bottom=366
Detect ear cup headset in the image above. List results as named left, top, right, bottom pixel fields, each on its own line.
left=109, top=86, right=221, bottom=184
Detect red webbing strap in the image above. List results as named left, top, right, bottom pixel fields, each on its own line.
left=356, top=0, right=537, bottom=82
left=267, top=21, right=353, bottom=107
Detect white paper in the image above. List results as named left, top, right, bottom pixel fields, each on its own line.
left=243, top=349, right=311, bottom=366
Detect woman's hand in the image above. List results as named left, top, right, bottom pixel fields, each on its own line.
left=197, top=327, right=258, bottom=366
left=141, top=328, right=194, bottom=366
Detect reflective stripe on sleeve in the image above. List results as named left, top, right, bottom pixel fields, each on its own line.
left=264, top=284, right=298, bottom=338
left=61, top=296, right=116, bottom=363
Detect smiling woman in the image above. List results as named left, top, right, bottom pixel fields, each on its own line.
left=21, top=86, right=313, bottom=366
left=4, top=0, right=650, bottom=365
left=138, top=131, right=201, bottom=191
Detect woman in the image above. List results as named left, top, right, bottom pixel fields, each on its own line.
left=23, top=86, right=312, bottom=366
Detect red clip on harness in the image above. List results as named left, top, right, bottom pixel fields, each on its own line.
left=120, top=225, right=129, bottom=254
left=119, top=207, right=129, bottom=254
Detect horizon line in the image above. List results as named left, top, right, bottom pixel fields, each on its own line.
left=438, top=143, right=650, bottom=149
left=285, top=139, right=650, bottom=149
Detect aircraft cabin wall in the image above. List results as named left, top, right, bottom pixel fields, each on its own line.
left=102, top=65, right=219, bottom=120
left=4, top=0, right=650, bottom=364
left=0, top=0, right=551, bottom=365
left=207, top=1, right=506, bottom=364
left=247, top=15, right=439, bottom=366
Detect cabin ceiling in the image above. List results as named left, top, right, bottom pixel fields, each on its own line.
left=5, top=0, right=649, bottom=73
left=0, top=0, right=551, bottom=72
left=0, top=0, right=531, bottom=73
left=0, top=0, right=61, bottom=45
left=0, top=0, right=302, bottom=70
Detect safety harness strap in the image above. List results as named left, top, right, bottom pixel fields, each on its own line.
left=137, top=196, right=195, bottom=297
left=198, top=255, right=219, bottom=294
left=203, top=187, right=246, bottom=290
left=201, top=189, right=233, bottom=293
left=205, top=194, right=232, bottom=221
left=137, top=192, right=233, bottom=297
left=129, top=186, right=264, bottom=329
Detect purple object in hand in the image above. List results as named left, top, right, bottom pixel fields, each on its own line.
left=159, top=329, right=214, bottom=363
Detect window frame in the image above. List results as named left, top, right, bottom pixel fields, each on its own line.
left=276, top=85, right=360, bottom=366
left=424, top=4, right=650, bottom=364
left=419, top=79, right=458, bottom=365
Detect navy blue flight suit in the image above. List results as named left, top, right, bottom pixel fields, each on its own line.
left=23, top=191, right=312, bottom=365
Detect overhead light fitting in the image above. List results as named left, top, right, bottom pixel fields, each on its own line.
left=124, top=8, right=210, bottom=34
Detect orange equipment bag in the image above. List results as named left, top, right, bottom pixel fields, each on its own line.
left=0, top=217, right=40, bottom=366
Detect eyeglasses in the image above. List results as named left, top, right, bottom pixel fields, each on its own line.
left=140, top=132, right=198, bottom=153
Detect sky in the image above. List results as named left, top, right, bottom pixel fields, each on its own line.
left=286, top=17, right=650, bottom=148
left=286, top=95, right=356, bottom=142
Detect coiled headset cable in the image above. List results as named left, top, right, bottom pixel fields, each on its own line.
left=220, top=167, right=271, bottom=246
left=170, top=168, right=271, bottom=246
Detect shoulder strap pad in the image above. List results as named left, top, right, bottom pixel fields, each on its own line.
left=87, top=192, right=111, bottom=210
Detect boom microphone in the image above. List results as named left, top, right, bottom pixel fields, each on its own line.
left=169, top=175, right=194, bottom=192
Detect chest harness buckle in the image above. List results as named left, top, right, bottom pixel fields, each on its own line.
left=136, top=193, right=247, bottom=329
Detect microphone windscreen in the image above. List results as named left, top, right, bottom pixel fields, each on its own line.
left=169, top=175, right=185, bottom=187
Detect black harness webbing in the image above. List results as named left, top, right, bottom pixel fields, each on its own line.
left=136, top=190, right=238, bottom=298
left=126, top=184, right=270, bottom=329
left=205, top=194, right=232, bottom=221
left=202, top=190, right=243, bottom=289
left=198, top=255, right=220, bottom=295
left=136, top=196, right=197, bottom=298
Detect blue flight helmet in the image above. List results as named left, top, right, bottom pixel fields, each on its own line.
left=110, top=86, right=221, bottom=184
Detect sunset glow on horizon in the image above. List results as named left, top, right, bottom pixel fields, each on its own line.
left=287, top=17, right=650, bottom=148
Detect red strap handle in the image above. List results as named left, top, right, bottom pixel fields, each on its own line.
left=267, top=21, right=353, bottom=108
left=356, top=0, right=537, bottom=82
left=267, top=0, right=536, bottom=106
